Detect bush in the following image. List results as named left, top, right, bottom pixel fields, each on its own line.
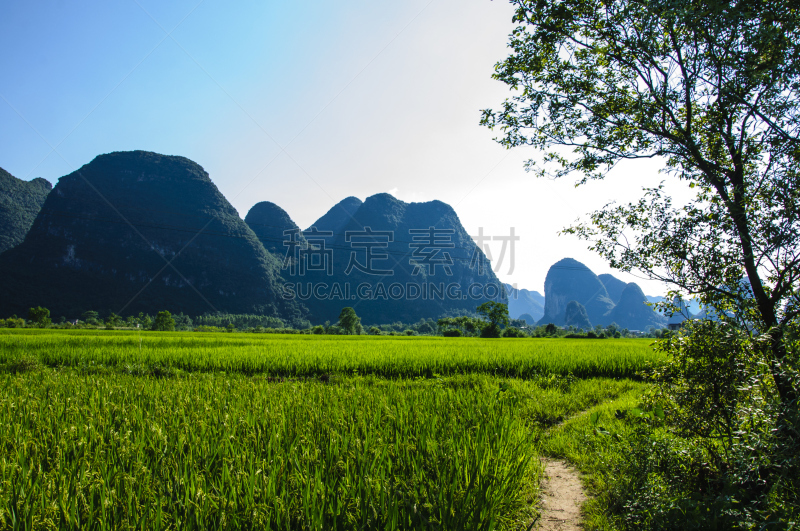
left=2, top=317, right=25, bottom=328
left=480, top=324, right=502, bottom=338
left=28, top=307, right=51, bottom=328
left=597, top=319, right=800, bottom=529
left=502, top=327, right=527, bottom=338
left=194, top=325, right=225, bottom=333
left=442, top=329, right=462, bottom=337
left=152, top=311, right=176, bottom=332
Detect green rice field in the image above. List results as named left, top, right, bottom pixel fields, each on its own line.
left=0, top=330, right=659, bottom=379
left=0, top=330, right=658, bottom=530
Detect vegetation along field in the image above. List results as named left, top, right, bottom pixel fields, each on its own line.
left=0, top=329, right=655, bottom=529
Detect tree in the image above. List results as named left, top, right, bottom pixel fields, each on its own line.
left=152, top=311, right=176, bottom=332
left=338, top=307, right=361, bottom=335
left=172, top=312, right=193, bottom=331
left=477, top=301, right=509, bottom=338
left=503, top=327, right=528, bottom=338
left=416, top=321, right=436, bottom=335
left=438, top=315, right=487, bottom=336
left=27, top=306, right=50, bottom=328
left=482, top=0, right=800, bottom=406
left=81, top=310, right=100, bottom=326
left=105, top=312, right=122, bottom=328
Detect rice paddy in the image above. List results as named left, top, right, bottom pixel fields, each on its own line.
left=0, top=330, right=658, bottom=530
left=0, top=329, right=659, bottom=379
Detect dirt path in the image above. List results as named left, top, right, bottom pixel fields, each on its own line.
left=536, top=458, right=587, bottom=530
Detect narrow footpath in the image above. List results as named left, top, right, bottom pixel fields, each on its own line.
left=536, top=458, right=587, bottom=530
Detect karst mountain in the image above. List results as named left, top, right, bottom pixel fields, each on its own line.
left=0, top=151, right=304, bottom=322
left=0, top=167, right=52, bottom=255
left=0, top=151, right=504, bottom=324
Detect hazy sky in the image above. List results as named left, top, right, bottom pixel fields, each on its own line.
left=1, top=0, right=688, bottom=295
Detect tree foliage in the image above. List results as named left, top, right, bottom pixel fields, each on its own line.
left=437, top=316, right=486, bottom=337
left=27, top=306, right=50, bottom=328
left=482, top=0, right=800, bottom=404
left=337, top=307, right=362, bottom=335
left=152, top=311, right=176, bottom=332
left=477, top=301, right=510, bottom=338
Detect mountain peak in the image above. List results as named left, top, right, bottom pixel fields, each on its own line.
left=608, top=282, right=665, bottom=330
left=0, top=152, right=303, bottom=320
left=81, top=150, right=213, bottom=185
left=538, top=258, right=613, bottom=326
left=598, top=273, right=628, bottom=304
left=245, top=201, right=303, bottom=256
left=0, top=167, right=52, bottom=254
left=308, top=196, right=362, bottom=233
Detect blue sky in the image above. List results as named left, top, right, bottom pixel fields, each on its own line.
left=1, top=0, right=683, bottom=295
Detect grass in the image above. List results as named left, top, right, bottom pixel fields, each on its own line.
left=0, top=330, right=659, bottom=530
left=540, top=388, right=649, bottom=530
left=0, top=329, right=660, bottom=379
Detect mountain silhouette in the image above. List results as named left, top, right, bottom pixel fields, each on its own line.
left=607, top=282, right=666, bottom=330
left=504, top=283, right=545, bottom=321
left=518, top=313, right=535, bottom=325
left=564, top=300, right=592, bottom=330
left=538, top=258, right=615, bottom=326
left=307, top=196, right=363, bottom=233
left=0, top=151, right=305, bottom=322
left=598, top=274, right=628, bottom=304
left=288, top=193, right=505, bottom=324
left=0, top=167, right=51, bottom=255
left=245, top=201, right=306, bottom=258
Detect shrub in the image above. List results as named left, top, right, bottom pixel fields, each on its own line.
left=600, top=319, right=800, bottom=529
left=480, top=324, right=502, bottom=338
left=152, top=311, right=176, bottom=332
left=28, top=307, right=51, bottom=328
left=502, top=327, right=527, bottom=338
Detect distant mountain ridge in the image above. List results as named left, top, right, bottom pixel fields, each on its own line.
left=539, top=258, right=615, bottom=326
left=0, top=151, right=670, bottom=329
left=308, top=196, right=363, bottom=233
left=294, top=193, right=506, bottom=324
left=0, top=151, right=304, bottom=322
left=504, top=283, right=544, bottom=321
left=0, top=167, right=51, bottom=255
left=598, top=274, right=628, bottom=304
left=0, top=151, right=504, bottom=324
left=245, top=201, right=306, bottom=257
left=608, top=282, right=665, bottom=330
left=537, top=258, right=666, bottom=330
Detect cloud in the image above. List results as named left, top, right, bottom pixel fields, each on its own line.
left=388, top=187, right=399, bottom=196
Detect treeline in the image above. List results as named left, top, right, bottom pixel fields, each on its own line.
left=1, top=305, right=668, bottom=338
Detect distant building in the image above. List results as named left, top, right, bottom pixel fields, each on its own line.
left=667, top=296, right=691, bottom=331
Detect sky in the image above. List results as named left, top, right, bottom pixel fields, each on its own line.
left=0, top=0, right=689, bottom=296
